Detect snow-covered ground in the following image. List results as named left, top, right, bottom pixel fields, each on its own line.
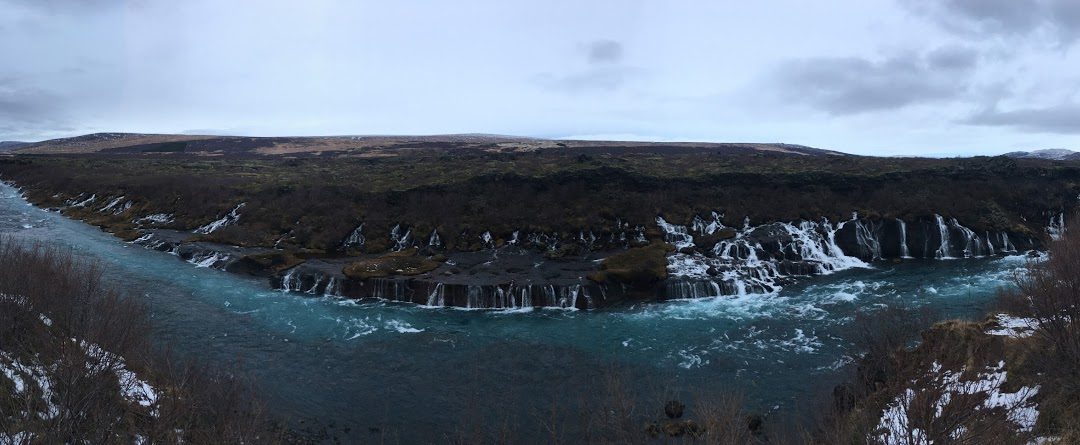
left=874, top=360, right=1040, bottom=444
left=0, top=296, right=159, bottom=443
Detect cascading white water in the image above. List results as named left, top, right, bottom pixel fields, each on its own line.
left=99, top=196, right=126, bottom=213
left=390, top=225, right=412, bottom=251
left=428, top=229, right=441, bottom=248
left=949, top=218, right=984, bottom=258
left=194, top=203, right=246, bottom=234
left=68, top=193, right=96, bottom=207
left=191, top=252, right=227, bottom=268
left=691, top=212, right=724, bottom=235
left=897, top=219, right=912, bottom=258
left=466, top=285, right=482, bottom=309
left=1048, top=213, right=1065, bottom=241
left=853, top=218, right=882, bottom=260
left=934, top=214, right=953, bottom=259
left=133, top=213, right=174, bottom=226
left=426, top=283, right=445, bottom=307
left=306, top=275, right=324, bottom=294
left=577, top=231, right=597, bottom=250
left=999, top=232, right=1016, bottom=252
left=342, top=224, right=365, bottom=249
left=281, top=268, right=298, bottom=292
left=324, top=277, right=341, bottom=296
left=668, top=215, right=868, bottom=299
left=656, top=216, right=695, bottom=250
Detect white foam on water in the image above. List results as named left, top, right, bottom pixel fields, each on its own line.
left=385, top=319, right=423, bottom=333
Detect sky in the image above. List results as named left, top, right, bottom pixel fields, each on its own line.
left=1, top=0, right=1078, bottom=156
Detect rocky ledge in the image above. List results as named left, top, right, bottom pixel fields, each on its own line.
left=127, top=210, right=1053, bottom=310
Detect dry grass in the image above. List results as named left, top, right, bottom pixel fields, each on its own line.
left=0, top=238, right=281, bottom=443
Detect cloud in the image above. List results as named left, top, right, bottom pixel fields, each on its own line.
left=586, top=39, right=623, bottom=64
left=0, top=77, right=68, bottom=135
left=902, top=0, right=1080, bottom=44
left=771, top=47, right=978, bottom=115
left=926, top=45, right=979, bottom=70
left=534, top=66, right=639, bottom=93
left=535, top=39, right=637, bottom=93
left=965, top=103, right=1080, bottom=133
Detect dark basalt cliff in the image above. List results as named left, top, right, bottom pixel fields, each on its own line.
left=2, top=142, right=1078, bottom=309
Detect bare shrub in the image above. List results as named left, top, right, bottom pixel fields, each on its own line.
left=0, top=237, right=280, bottom=443
left=999, top=215, right=1080, bottom=437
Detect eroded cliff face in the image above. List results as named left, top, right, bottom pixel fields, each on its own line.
left=114, top=210, right=1054, bottom=310
left=2, top=152, right=1077, bottom=310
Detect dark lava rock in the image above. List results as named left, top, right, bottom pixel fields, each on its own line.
left=664, top=400, right=685, bottom=419
left=746, top=413, right=764, bottom=434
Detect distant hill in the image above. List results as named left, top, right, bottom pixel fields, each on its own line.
left=1003, top=149, right=1080, bottom=160
left=12, top=132, right=848, bottom=157
left=0, top=141, right=28, bottom=152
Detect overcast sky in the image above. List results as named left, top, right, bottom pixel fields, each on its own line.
left=1, top=0, right=1078, bottom=155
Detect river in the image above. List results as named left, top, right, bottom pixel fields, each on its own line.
left=0, top=182, right=1030, bottom=442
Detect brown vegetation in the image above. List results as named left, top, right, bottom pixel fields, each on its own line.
left=342, top=249, right=442, bottom=279
left=1, top=150, right=1076, bottom=257
left=998, top=217, right=1080, bottom=441
left=588, top=242, right=672, bottom=288
left=0, top=238, right=281, bottom=443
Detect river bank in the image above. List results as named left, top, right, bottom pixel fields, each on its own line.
left=0, top=180, right=1037, bottom=442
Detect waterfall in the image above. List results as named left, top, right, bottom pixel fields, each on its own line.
left=371, top=278, right=407, bottom=301
left=194, top=203, right=246, bottom=234
left=578, top=231, right=597, bottom=249
left=682, top=216, right=867, bottom=298
left=556, top=285, right=581, bottom=309
left=543, top=285, right=557, bottom=307
left=133, top=213, right=174, bottom=226
left=519, top=286, right=532, bottom=307
left=69, top=193, right=96, bottom=207
left=325, top=277, right=341, bottom=296
left=390, top=225, right=412, bottom=251
left=281, top=268, right=298, bottom=292
left=1048, top=213, right=1065, bottom=241
left=949, top=218, right=983, bottom=258
left=656, top=216, right=695, bottom=250
left=428, top=229, right=442, bottom=248
left=999, top=232, right=1016, bottom=252
left=426, top=283, right=445, bottom=307
left=691, top=212, right=724, bottom=235
left=897, top=219, right=912, bottom=258
left=853, top=219, right=882, bottom=260
left=342, top=224, right=365, bottom=249
left=306, top=274, right=324, bottom=294
left=934, top=215, right=953, bottom=259
left=191, top=252, right=227, bottom=268
left=665, top=280, right=725, bottom=299
left=98, top=196, right=126, bottom=213
left=466, top=285, right=482, bottom=308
